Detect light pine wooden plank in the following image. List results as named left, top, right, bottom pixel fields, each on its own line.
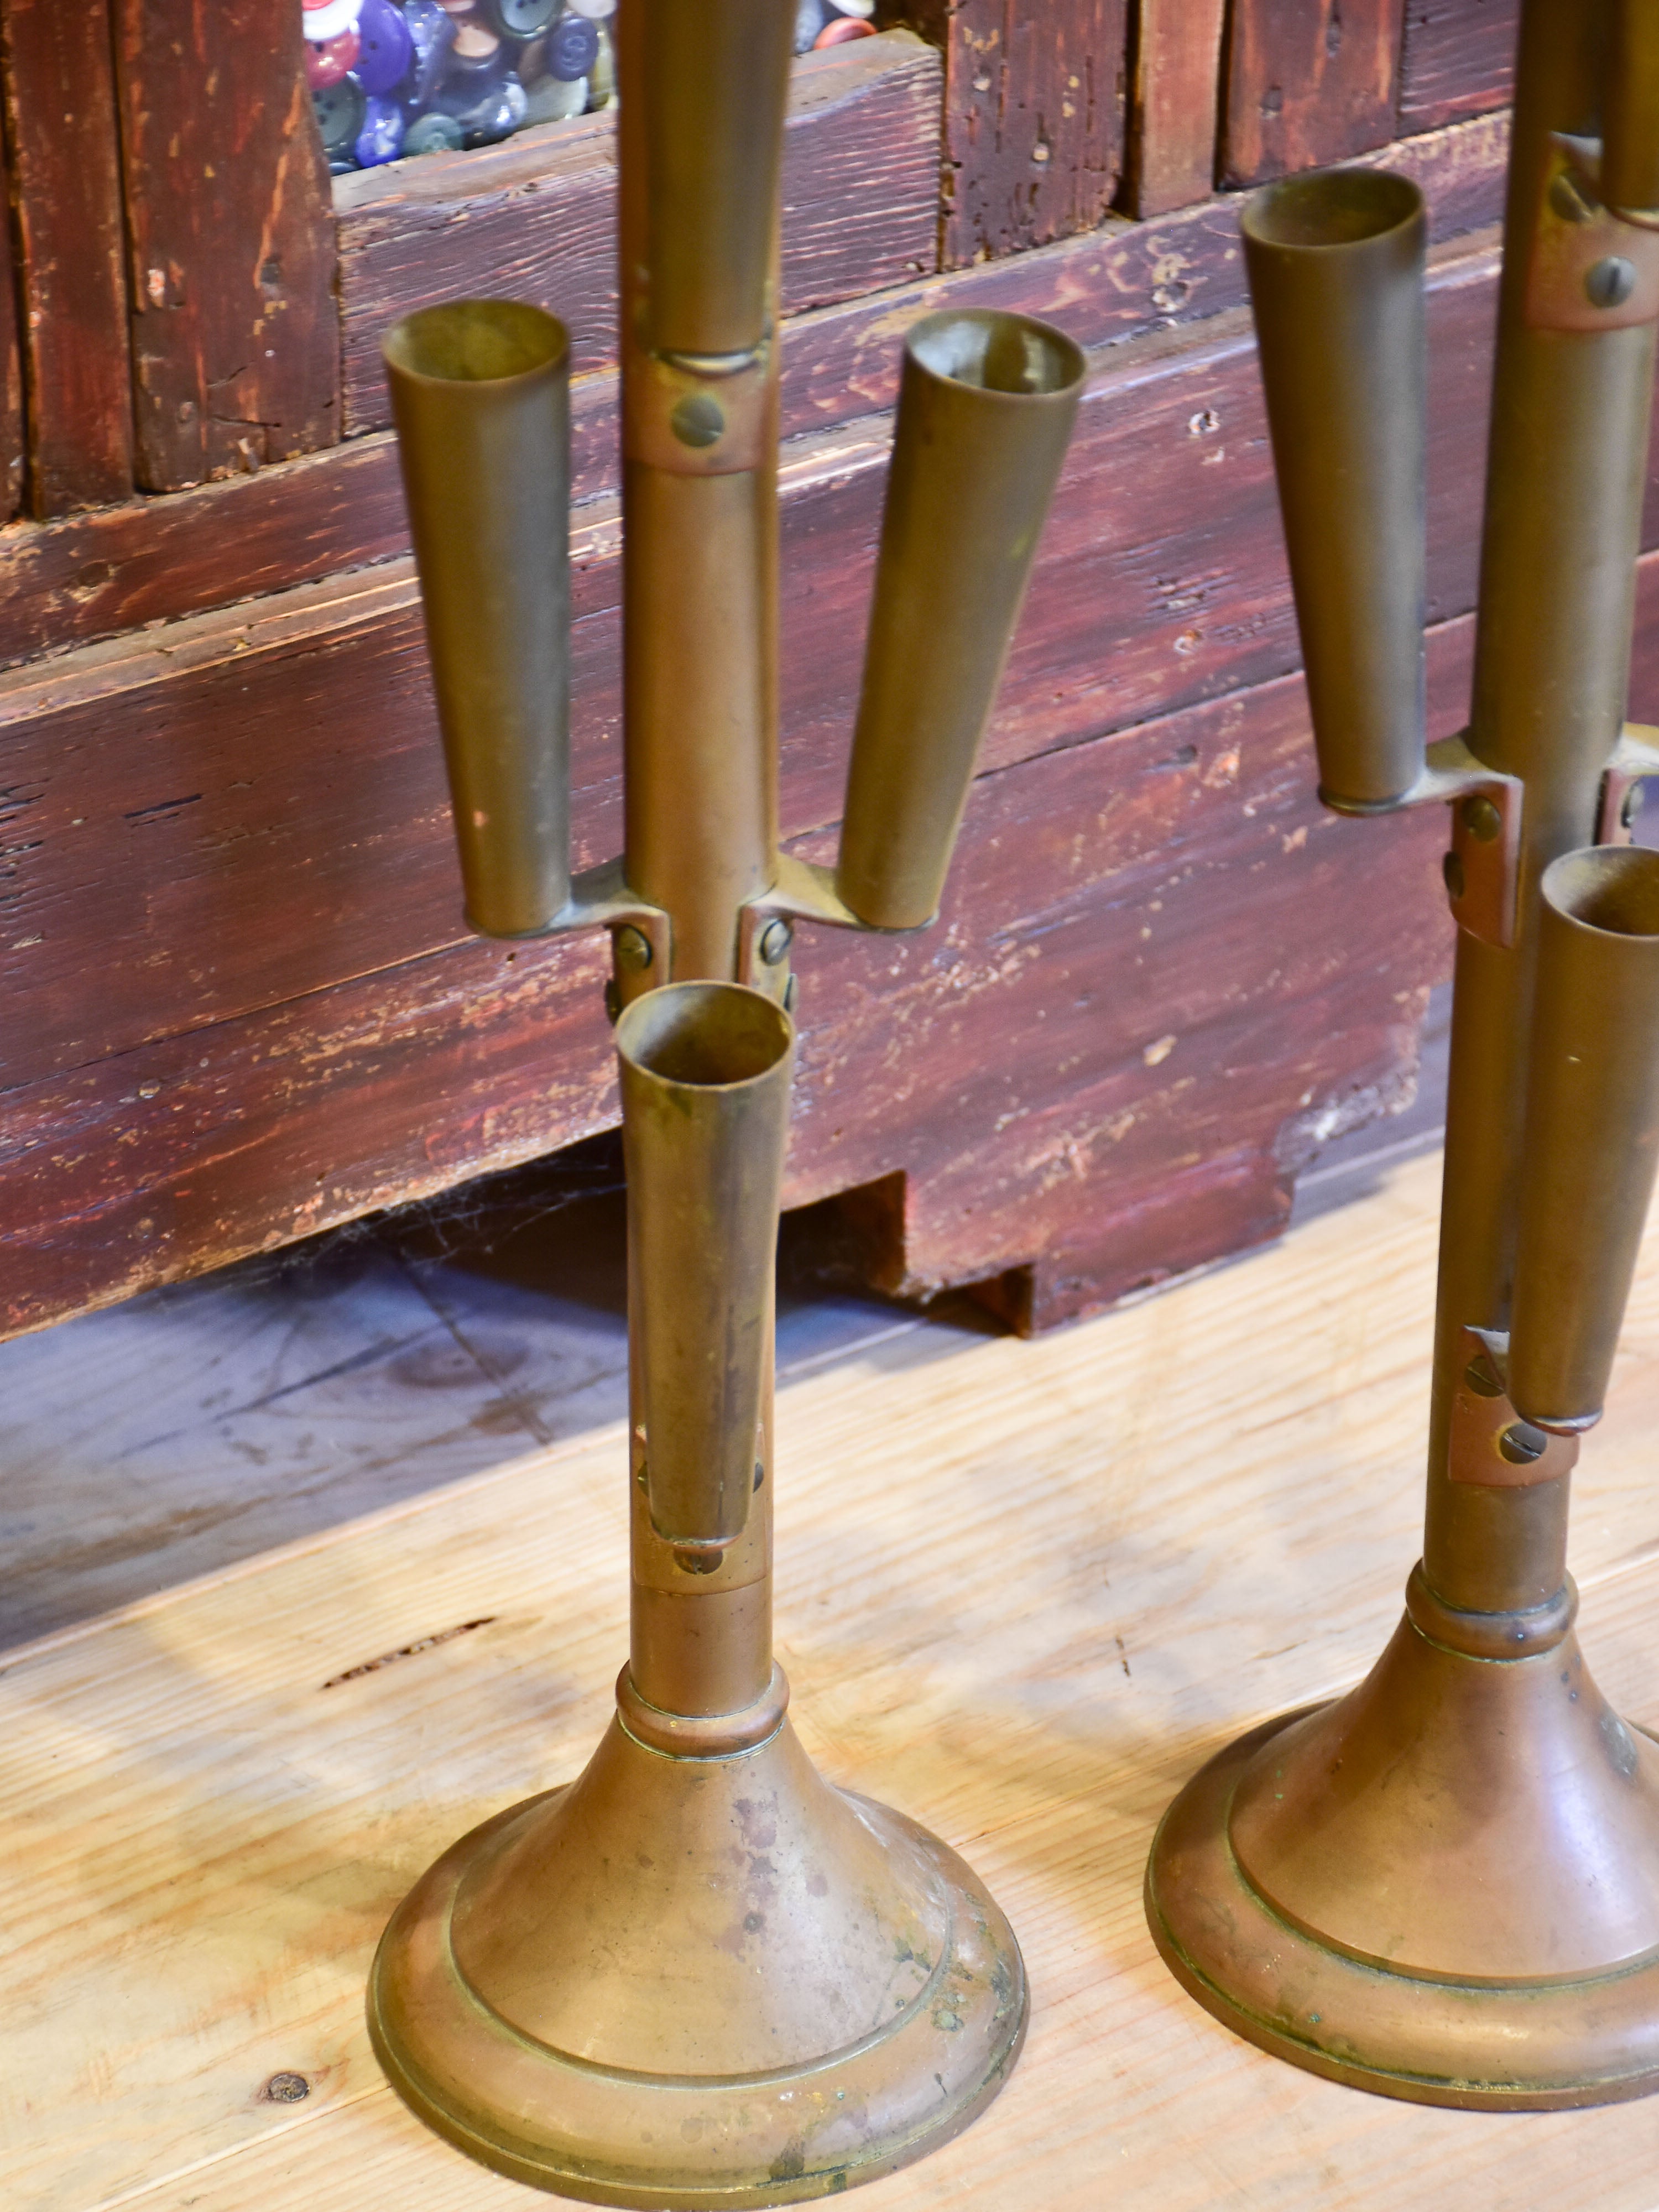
left=4, top=1147, right=1659, bottom=2211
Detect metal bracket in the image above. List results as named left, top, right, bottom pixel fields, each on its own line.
left=1410, top=734, right=1525, bottom=950
left=735, top=855, right=874, bottom=1009
left=1595, top=722, right=1659, bottom=845
left=1447, top=1326, right=1580, bottom=1490
left=1526, top=135, right=1659, bottom=333
left=529, top=857, right=671, bottom=1017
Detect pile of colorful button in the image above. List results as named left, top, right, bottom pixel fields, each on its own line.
left=305, top=0, right=616, bottom=172
left=306, top=0, right=878, bottom=174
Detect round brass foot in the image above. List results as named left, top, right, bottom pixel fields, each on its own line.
left=369, top=1712, right=1026, bottom=2204
left=1146, top=1614, right=1659, bottom=2109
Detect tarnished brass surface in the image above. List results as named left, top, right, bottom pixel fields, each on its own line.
left=1240, top=170, right=1427, bottom=813
left=1149, top=0, right=1659, bottom=2109
left=372, top=0, right=1082, bottom=2189
left=836, top=311, right=1085, bottom=931
left=384, top=301, right=572, bottom=938
left=1510, top=847, right=1659, bottom=1431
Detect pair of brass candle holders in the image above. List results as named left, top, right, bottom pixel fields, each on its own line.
left=367, top=0, right=1659, bottom=2199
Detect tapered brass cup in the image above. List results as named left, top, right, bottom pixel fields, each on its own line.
left=384, top=300, right=572, bottom=936
left=1510, top=846, right=1659, bottom=1431
left=836, top=310, right=1086, bottom=930
left=1242, top=171, right=1427, bottom=812
left=369, top=983, right=1027, bottom=2201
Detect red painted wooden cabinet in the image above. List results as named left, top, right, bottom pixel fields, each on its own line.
left=0, top=0, right=1611, bottom=1340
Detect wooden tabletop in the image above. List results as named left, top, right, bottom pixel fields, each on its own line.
left=7, top=1146, right=1659, bottom=2212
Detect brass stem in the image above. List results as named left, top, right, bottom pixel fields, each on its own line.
left=1423, top=0, right=1658, bottom=1611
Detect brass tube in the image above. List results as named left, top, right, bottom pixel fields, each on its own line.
left=616, top=982, right=793, bottom=1548
left=1241, top=172, right=1427, bottom=813
left=835, top=310, right=1084, bottom=932
left=1425, top=0, right=1657, bottom=1610
left=383, top=301, right=572, bottom=938
left=1509, top=848, right=1659, bottom=1432
left=1603, top=0, right=1659, bottom=217
left=614, top=1, right=786, bottom=978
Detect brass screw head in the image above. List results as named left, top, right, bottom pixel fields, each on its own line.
left=1499, top=1422, right=1548, bottom=1467
left=616, top=925, right=654, bottom=973
left=1585, top=255, right=1638, bottom=311
left=758, top=918, right=793, bottom=967
left=1550, top=170, right=1597, bottom=225
left=1461, top=794, right=1502, bottom=843
left=1463, top=1353, right=1504, bottom=1398
left=670, top=393, right=726, bottom=448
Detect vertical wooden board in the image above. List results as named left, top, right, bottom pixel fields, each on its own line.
left=109, top=0, right=339, bottom=491
left=1222, top=0, right=1408, bottom=190
left=1125, top=0, right=1228, bottom=218
left=1397, top=0, right=1519, bottom=136
left=0, top=92, right=23, bottom=519
left=927, top=0, right=1132, bottom=268
left=0, top=0, right=133, bottom=517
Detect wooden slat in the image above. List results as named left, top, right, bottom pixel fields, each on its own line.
left=0, top=88, right=24, bottom=520
left=5, top=1146, right=1659, bottom=2209
left=0, top=107, right=1515, bottom=676
left=1397, top=0, right=1519, bottom=136
left=1125, top=0, right=1228, bottom=217
left=898, top=0, right=1132, bottom=267
left=0, top=243, right=1514, bottom=1098
left=0, top=0, right=133, bottom=517
left=1222, top=0, right=1409, bottom=189
left=108, top=0, right=338, bottom=490
left=337, top=32, right=943, bottom=436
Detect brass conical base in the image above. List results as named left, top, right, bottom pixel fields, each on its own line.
left=369, top=1668, right=1026, bottom=2205
left=1146, top=1573, right=1659, bottom=2109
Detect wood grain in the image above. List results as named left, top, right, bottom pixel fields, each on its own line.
left=898, top=0, right=1131, bottom=267
left=1124, top=0, right=1228, bottom=217
left=338, top=32, right=943, bottom=436
left=0, top=88, right=23, bottom=520
left=1222, top=0, right=1409, bottom=189
left=1397, top=0, right=1519, bottom=137
left=109, top=0, right=339, bottom=489
left=0, top=108, right=1514, bottom=676
left=0, top=0, right=133, bottom=516
left=5, top=1145, right=1659, bottom=2209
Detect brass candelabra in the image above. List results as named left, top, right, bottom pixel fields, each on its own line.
left=366, top=1, right=1083, bottom=2198
left=1147, top=0, right=1659, bottom=2109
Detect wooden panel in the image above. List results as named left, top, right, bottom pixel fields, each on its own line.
left=0, top=0, right=132, bottom=517
left=0, top=108, right=1514, bottom=676
left=0, top=91, right=23, bottom=520
left=6, top=1147, right=1659, bottom=2209
left=337, top=33, right=942, bottom=437
left=1397, top=0, right=1519, bottom=135
left=1222, top=0, right=1409, bottom=189
left=1125, top=0, right=1228, bottom=217
left=0, top=243, right=1507, bottom=1098
left=109, top=0, right=338, bottom=491
left=899, top=0, right=1131, bottom=268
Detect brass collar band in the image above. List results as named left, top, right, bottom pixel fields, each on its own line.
left=1406, top=1563, right=1579, bottom=1660
left=615, top=1660, right=790, bottom=1759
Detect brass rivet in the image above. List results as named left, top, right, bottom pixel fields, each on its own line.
left=1460, top=795, right=1501, bottom=843
left=758, top=918, right=792, bottom=966
left=1585, top=255, right=1637, bottom=310
left=616, top=925, right=654, bottom=973
left=753, top=1459, right=765, bottom=1491
left=1442, top=851, right=1466, bottom=900
left=1550, top=170, right=1596, bottom=226
left=670, top=393, right=726, bottom=448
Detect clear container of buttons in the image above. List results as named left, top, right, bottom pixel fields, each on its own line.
left=305, top=0, right=878, bottom=174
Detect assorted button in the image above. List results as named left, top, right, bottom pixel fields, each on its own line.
left=310, top=0, right=859, bottom=173
left=308, top=0, right=618, bottom=171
